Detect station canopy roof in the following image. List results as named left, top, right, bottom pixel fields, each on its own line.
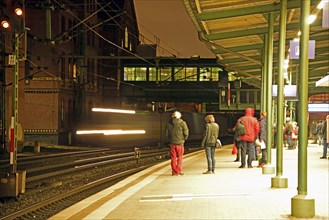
left=183, top=0, right=329, bottom=94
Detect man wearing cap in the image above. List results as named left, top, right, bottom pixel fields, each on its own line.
left=165, top=111, right=189, bottom=176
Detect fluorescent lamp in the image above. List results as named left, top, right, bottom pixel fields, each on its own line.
left=307, top=15, right=317, bottom=24
left=92, top=108, right=136, bottom=114
left=317, top=0, right=328, bottom=9
left=315, top=75, right=329, bottom=87
left=308, top=103, right=329, bottom=112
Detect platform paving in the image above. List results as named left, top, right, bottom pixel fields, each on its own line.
left=50, top=143, right=329, bottom=220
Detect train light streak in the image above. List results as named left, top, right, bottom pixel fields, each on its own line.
left=92, top=108, right=136, bottom=114
left=76, top=130, right=145, bottom=135
left=103, top=130, right=146, bottom=135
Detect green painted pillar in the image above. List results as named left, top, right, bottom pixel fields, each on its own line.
left=263, top=12, right=275, bottom=174
left=291, top=0, right=315, bottom=217
left=261, top=34, right=267, bottom=113
left=272, top=0, right=288, bottom=188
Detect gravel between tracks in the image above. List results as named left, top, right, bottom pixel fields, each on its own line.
left=0, top=152, right=168, bottom=219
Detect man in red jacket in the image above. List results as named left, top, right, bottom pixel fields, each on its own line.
left=237, top=108, right=260, bottom=168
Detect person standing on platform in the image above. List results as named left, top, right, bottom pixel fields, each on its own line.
left=257, top=112, right=267, bottom=168
left=320, top=115, right=328, bottom=159
left=237, top=108, right=260, bottom=168
left=201, top=115, right=220, bottom=174
left=233, top=121, right=244, bottom=162
left=165, top=111, right=189, bottom=176
left=316, top=120, right=323, bottom=146
left=284, top=117, right=294, bottom=149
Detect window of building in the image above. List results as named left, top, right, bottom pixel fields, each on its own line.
left=60, top=99, right=64, bottom=128
left=125, top=27, right=129, bottom=48
left=87, top=23, right=91, bottom=45
left=123, top=67, right=147, bottom=81
left=160, top=67, right=172, bottom=81
left=199, top=67, right=220, bottom=81
left=124, top=67, right=135, bottom=81
left=174, top=67, right=184, bottom=81
left=185, top=67, right=197, bottom=81
left=61, top=16, right=65, bottom=33
left=135, top=67, right=147, bottom=81
left=149, top=67, right=157, bottom=81
left=173, top=67, right=197, bottom=81
left=68, top=58, right=72, bottom=79
left=200, top=67, right=210, bottom=81
left=61, top=57, right=65, bottom=81
left=73, top=61, right=77, bottom=82
left=211, top=67, right=220, bottom=81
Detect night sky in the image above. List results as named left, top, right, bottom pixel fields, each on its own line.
left=134, top=0, right=215, bottom=58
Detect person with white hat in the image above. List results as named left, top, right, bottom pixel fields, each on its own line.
left=165, top=111, right=189, bottom=176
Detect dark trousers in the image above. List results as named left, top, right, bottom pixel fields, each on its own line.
left=241, top=141, right=255, bottom=166
left=235, top=141, right=242, bottom=161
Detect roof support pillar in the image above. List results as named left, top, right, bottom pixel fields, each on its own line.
left=291, top=0, right=315, bottom=217
left=263, top=12, right=275, bottom=174
left=272, top=0, right=288, bottom=188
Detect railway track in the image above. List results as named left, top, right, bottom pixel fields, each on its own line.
left=0, top=147, right=177, bottom=219
left=0, top=143, right=223, bottom=219
left=1, top=166, right=151, bottom=220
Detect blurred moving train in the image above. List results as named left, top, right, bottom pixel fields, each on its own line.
left=74, top=111, right=229, bottom=148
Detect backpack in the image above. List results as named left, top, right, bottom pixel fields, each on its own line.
left=235, top=120, right=246, bottom=136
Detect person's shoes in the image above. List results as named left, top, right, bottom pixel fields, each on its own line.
left=203, top=170, right=212, bottom=174
left=248, top=165, right=253, bottom=168
left=172, top=173, right=178, bottom=176
left=238, top=165, right=245, bottom=168
left=320, top=157, right=327, bottom=159
left=178, top=173, right=184, bottom=176
left=257, top=163, right=265, bottom=168
left=212, top=171, right=215, bottom=174
left=234, top=159, right=239, bottom=162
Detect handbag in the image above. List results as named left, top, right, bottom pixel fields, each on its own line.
left=255, top=138, right=266, bottom=149
left=232, top=143, right=237, bottom=154
left=215, top=139, right=222, bottom=148
left=255, top=138, right=261, bottom=146
left=260, top=140, right=266, bottom=149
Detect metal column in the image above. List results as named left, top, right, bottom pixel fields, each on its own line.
left=263, top=12, right=275, bottom=174
left=272, top=0, right=288, bottom=188
left=291, top=0, right=315, bottom=217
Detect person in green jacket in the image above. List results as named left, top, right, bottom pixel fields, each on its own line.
left=165, top=111, right=189, bottom=176
left=201, top=115, right=220, bottom=174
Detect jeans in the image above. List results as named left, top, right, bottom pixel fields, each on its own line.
left=241, top=141, right=255, bottom=166
left=287, top=135, right=293, bottom=148
left=322, top=139, right=328, bottom=157
left=205, top=146, right=216, bottom=172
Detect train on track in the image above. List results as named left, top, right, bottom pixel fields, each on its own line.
left=74, top=111, right=229, bottom=148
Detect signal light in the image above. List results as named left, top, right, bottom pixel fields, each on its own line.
left=1, top=20, right=10, bottom=29
left=14, top=7, right=23, bottom=16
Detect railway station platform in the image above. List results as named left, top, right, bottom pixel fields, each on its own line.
left=50, top=143, right=329, bottom=220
